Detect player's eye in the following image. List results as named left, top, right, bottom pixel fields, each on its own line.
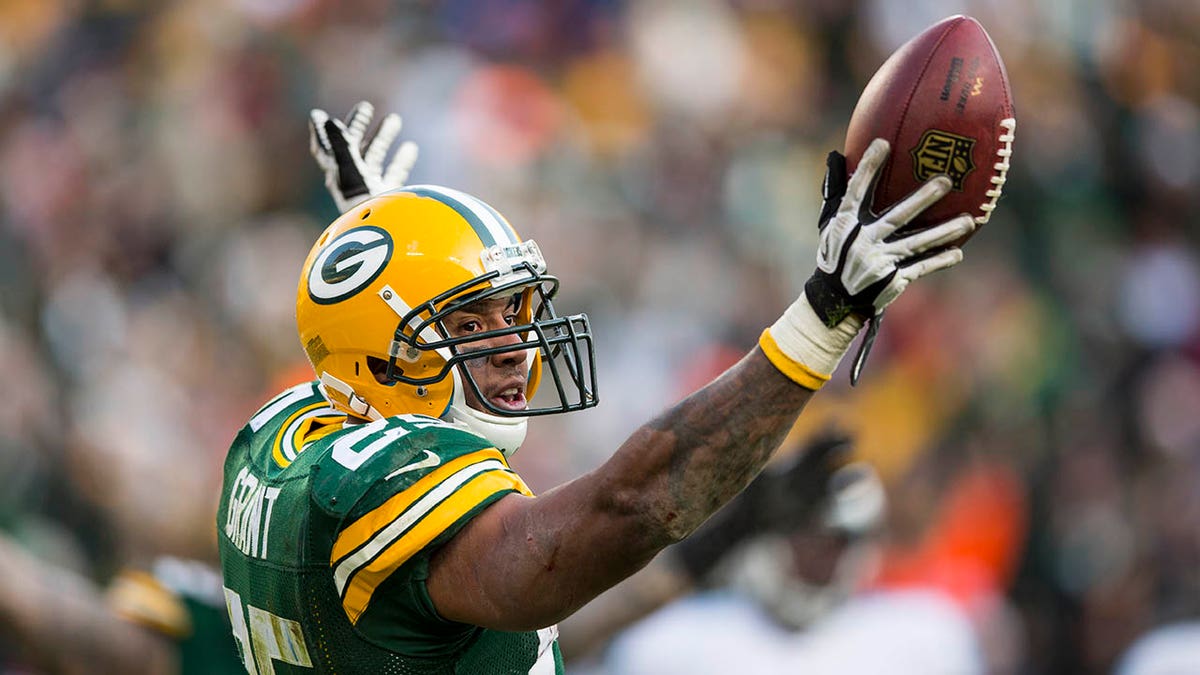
left=504, top=314, right=517, bottom=326
left=457, top=319, right=482, bottom=334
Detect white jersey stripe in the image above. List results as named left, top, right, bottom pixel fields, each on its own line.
left=249, top=382, right=317, bottom=432
left=333, top=458, right=508, bottom=595
left=280, top=405, right=339, bottom=461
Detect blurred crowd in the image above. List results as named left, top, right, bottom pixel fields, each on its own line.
left=0, top=0, right=1197, bottom=673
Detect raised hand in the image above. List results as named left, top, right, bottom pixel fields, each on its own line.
left=804, top=138, right=975, bottom=329
left=309, top=101, right=420, bottom=213
left=761, top=138, right=974, bottom=388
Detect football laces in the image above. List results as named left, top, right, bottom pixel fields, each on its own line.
left=976, top=117, right=1016, bottom=225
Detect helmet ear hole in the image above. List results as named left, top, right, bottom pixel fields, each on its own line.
left=365, top=356, right=394, bottom=385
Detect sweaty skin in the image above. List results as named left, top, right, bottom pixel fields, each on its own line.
left=427, top=319, right=813, bottom=631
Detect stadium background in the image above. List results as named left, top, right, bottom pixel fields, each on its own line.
left=0, top=0, right=1196, bottom=672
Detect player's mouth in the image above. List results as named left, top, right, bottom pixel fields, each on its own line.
left=489, top=385, right=528, bottom=411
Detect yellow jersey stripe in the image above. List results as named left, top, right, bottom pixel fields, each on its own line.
left=758, top=328, right=830, bottom=390
left=272, top=403, right=342, bottom=467
left=331, top=448, right=505, bottom=565
left=341, top=468, right=531, bottom=623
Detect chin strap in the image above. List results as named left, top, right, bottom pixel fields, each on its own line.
left=444, top=405, right=528, bottom=458
left=318, top=372, right=384, bottom=421
left=444, top=370, right=527, bottom=457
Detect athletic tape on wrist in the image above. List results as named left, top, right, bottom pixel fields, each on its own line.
left=760, top=295, right=862, bottom=390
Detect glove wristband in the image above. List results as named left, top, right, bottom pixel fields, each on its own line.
left=760, top=294, right=862, bottom=390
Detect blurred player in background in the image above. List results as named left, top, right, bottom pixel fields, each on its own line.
left=557, top=432, right=887, bottom=665
left=1115, top=620, right=1200, bottom=675
left=575, top=443, right=1027, bottom=675
left=0, top=533, right=243, bottom=674
left=215, top=101, right=977, bottom=673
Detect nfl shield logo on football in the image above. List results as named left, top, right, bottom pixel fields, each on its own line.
left=910, top=129, right=976, bottom=190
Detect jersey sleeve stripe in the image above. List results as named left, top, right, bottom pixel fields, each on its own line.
left=338, top=468, right=532, bottom=624
left=248, top=381, right=318, bottom=432
left=333, top=458, right=505, bottom=593
left=332, top=459, right=524, bottom=594
left=331, top=448, right=507, bottom=564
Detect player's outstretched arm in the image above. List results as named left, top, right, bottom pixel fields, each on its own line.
left=426, top=139, right=974, bottom=631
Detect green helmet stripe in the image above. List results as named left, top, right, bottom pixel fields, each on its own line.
left=402, top=185, right=520, bottom=248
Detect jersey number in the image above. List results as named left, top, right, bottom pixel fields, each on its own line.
left=224, top=587, right=313, bottom=674
left=330, top=415, right=449, bottom=471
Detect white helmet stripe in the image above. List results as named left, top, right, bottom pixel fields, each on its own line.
left=402, top=185, right=520, bottom=248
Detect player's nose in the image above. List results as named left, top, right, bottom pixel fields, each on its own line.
left=485, top=331, right=525, bottom=367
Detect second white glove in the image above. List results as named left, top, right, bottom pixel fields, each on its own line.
left=309, top=101, right=420, bottom=213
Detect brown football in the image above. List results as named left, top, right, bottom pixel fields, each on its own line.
left=844, top=15, right=1015, bottom=240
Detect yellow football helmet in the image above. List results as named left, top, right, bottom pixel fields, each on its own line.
left=295, top=185, right=597, bottom=455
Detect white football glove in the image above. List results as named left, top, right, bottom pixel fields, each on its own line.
left=805, top=138, right=975, bottom=326
left=764, top=138, right=975, bottom=387
left=309, top=101, right=420, bottom=213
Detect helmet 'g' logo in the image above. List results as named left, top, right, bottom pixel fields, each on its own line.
left=910, top=129, right=976, bottom=190
left=308, top=226, right=393, bottom=304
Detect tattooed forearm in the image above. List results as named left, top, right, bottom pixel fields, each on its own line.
left=613, top=347, right=817, bottom=543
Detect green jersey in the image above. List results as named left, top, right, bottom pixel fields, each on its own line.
left=217, top=381, right=563, bottom=674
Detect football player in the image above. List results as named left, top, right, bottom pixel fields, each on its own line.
left=216, top=101, right=975, bottom=673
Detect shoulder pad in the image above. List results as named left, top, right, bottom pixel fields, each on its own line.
left=311, top=415, right=500, bottom=517
left=322, top=417, right=534, bottom=625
